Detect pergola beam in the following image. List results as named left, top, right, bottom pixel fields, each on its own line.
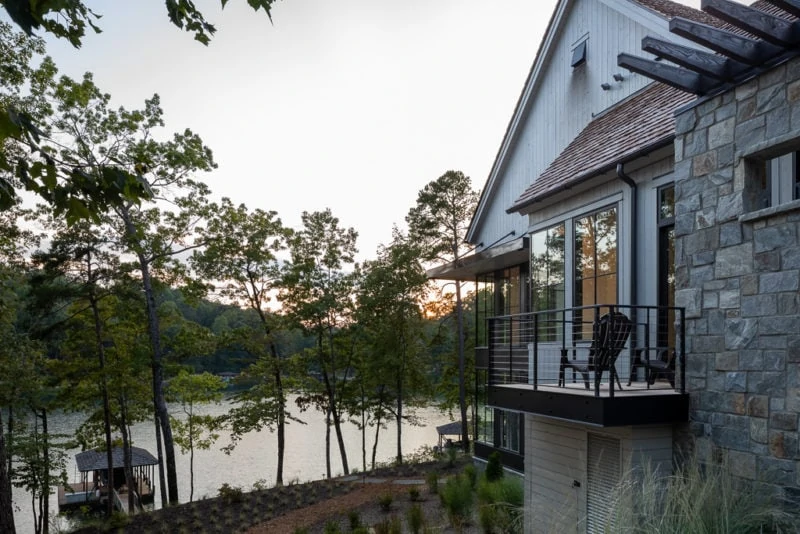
left=702, top=0, right=800, bottom=46
left=641, top=36, right=748, bottom=81
left=670, top=17, right=783, bottom=65
left=762, top=0, right=800, bottom=20
left=617, top=53, right=713, bottom=95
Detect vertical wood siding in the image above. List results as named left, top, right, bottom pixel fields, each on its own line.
left=473, top=0, right=680, bottom=251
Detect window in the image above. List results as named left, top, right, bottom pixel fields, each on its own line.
left=499, top=410, right=521, bottom=453
left=531, top=224, right=566, bottom=340
left=475, top=370, right=493, bottom=444
left=475, top=273, right=495, bottom=347
left=574, top=207, right=618, bottom=338
left=658, top=185, right=675, bottom=348
left=753, top=151, right=800, bottom=209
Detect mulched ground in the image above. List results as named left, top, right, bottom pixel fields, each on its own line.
left=68, top=456, right=473, bottom=533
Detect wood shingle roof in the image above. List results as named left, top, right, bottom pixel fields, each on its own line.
left=508, top=83, right=694, bottom=213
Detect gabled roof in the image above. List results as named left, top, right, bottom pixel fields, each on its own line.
left=467, top=0, right=713, bottom=241
left=507, top=83, right=693, bottom=213
left=75, top=446, right=158, bottom=472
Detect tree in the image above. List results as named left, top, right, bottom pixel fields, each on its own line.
left=191, top=198, right=295, bottom=485
left=280, top=208, right=358, bottom=477
left=15, top=56, right=217, bottom=504
left=406, top=170, right=478, bottom=452
left=356, top=228, right=431, bottom=465
left=1, top=0, right=279, bottom=47
left=166, top=371, right=225, bottom=502
left=0, top=22, right=151, bottom=222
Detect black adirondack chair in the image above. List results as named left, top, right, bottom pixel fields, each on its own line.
left=558, top=311, right=633, bottom=390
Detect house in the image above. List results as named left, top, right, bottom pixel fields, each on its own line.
left=428, top=0, right=800, bottom=531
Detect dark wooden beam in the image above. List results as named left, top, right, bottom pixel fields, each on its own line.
left=702, top=0, right=800, bottom=46
left=618, top=53, right=713, bottom=95
left=763, top=0, right=800, bottom=20
left=642, top=36, right=748, bottom=81
left=670, top=17, right=783, bottom=65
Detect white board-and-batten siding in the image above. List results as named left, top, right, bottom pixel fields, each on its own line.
left=471, top=0, right=689, bottom=253
left=525, top=414, right=674, bottom=534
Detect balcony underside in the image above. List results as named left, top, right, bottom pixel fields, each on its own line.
left=489, top=382, right=689, bottom=427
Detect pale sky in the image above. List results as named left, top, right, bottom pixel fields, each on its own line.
left=8, top=0, right=701, bottom=262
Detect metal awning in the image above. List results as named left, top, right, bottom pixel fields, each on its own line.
left=425, top=236, right=529, bottom=281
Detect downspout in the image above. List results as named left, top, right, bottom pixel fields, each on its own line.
left=616, top=163, right=637, bottom=307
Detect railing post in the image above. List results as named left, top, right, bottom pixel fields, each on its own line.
left=508, top=317, right=513, bottom=382
left=533, top=313, right=538, bottom=391
left=679, top=307, right=686, bottom=394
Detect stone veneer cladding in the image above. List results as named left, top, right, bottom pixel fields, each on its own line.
left=673, top=57, right=800, bottom=498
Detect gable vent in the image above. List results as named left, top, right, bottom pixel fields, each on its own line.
left=586, top=433, right=621, bottom=534
left=572, top=39, right=588, bottom=67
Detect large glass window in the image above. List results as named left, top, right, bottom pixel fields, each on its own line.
left=574, top=207, right=617, bottom=338
left=475, top=273, right=495, bottom=347
left=475, top=370, right=493, bottom=444
left=499, top=410, right=521, bottom=453
left=531, top=224, right=565, bottom=340
left=658, top=185, right=676, bottom=349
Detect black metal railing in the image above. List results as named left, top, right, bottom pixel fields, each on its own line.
left=487, top=304, right=685, bottom=397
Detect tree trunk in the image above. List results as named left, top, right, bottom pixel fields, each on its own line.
left=325, top=408, right=331, bottom=479
left=89, top=285, right=115, bottom=518
left=119, top=402, right=136, bottom=513
left=189, top=426, right=194, bottom=502
left=121, top=207, right=179, bottom=504
left=0, top=410, right=16, bottom=534
left=153, top=413, right=167, bottom=505
left=396, top=377, right=403, bottom=466
left=456, top=280, right=469, bottom=452
left=41, top=411, right=49, bottom=534
left=321, top=368, right=349, bottom=476
left=274, top=369, right=285, bottom=486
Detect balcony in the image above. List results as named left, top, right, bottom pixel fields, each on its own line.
left=487, top=304, right=689, bottom=427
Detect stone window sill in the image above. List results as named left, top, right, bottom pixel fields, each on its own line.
left=739, top=199, right=800, bottom=224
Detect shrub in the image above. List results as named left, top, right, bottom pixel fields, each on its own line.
left=293, top=528, right=309, bottom=534
left=377, top=492, right=394, bottom=512
left=446, top=445, right=458, bottom=467
left=607, top=456, right=799, bottom=533
left=324, top=519, right=341, bottom=534
left=485, top=451, right=504, bottom=482
left=408, top=486, right=421, bottom=502
left=464, top=463, right=477, bottom=488
left=476, top=477, right=524, bottom=534
left=440, top=474, right=475, bottom=529
left=425, top=471, right=439, bottom=494
left=217, top=483, right=244, bottom=504
left=406, top=503, right=425, bottom=534
left=348, top=509, right=361, bottom=530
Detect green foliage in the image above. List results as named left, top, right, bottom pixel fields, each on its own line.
left=439, top=474, right=475, bottom=529
left=377, top=492, right=394, bottom=512
left=464, top=463, right=477, bottom=488
left=408, top=486, right=420, bottom=502
left=348, top=509, right=361, bottom=530
left=606, top=457, right=799, bottom=533
left=446, top=444, right=458, bottom=467
left=485, top=451, right=504, bottom=482
left=217, top=483, right=244, bottom=504
left=406, top=503, right=425, bottom=534
left=1, top=0, right=278, bottom=48
left=476, top=477, right=524, bottom=534
left=373, top=515, right=402, bottom=534
left=324, top=519, right=341, bottom=534
left=425, top=471, right=439, bottom=495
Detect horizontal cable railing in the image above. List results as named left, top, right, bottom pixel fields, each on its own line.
left=487, top=304, right=685, bottom=398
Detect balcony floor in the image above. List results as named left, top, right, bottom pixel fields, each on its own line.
left=489, top=379, right=689, bottom=427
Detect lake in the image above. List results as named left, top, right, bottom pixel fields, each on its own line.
left=11, top=397, right=455, bottom=533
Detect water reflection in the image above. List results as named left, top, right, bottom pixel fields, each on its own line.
left=12, top=398, right=453, bottom=532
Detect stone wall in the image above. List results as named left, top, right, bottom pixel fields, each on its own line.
left=672, top=56, right=800, bottom=498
